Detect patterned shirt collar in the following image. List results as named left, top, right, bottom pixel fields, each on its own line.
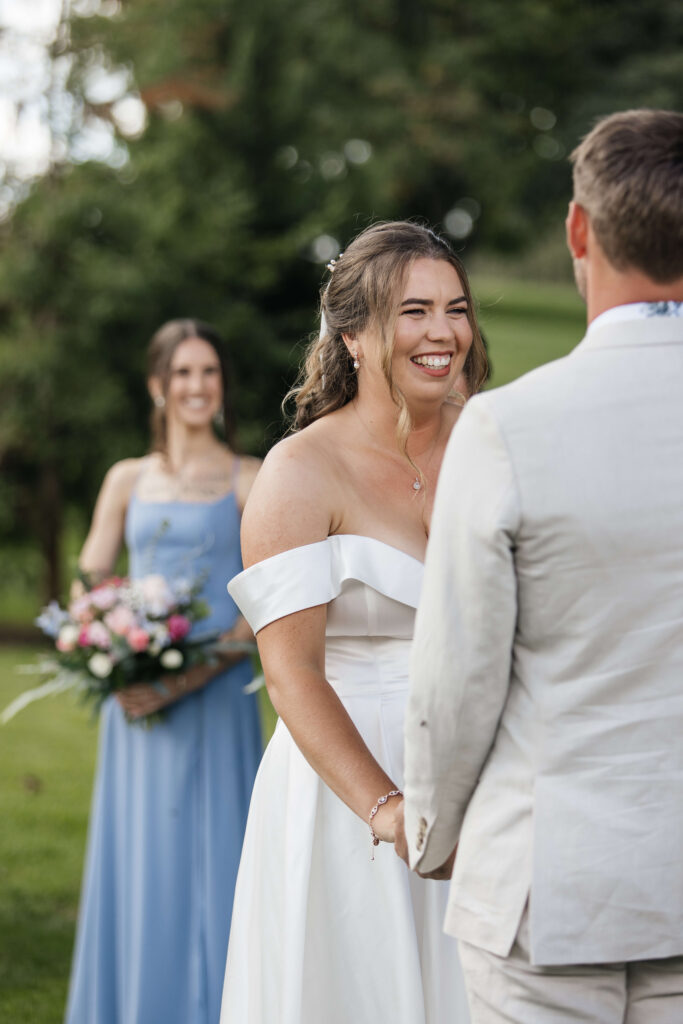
left=587, top=301, right=683, bottom=336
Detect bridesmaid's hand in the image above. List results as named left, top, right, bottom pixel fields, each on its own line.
left=115, top=680, right=183, bottom=719
left=115, top=664, right=213, bottom=718
left=215, top=616, right=256, bottom=668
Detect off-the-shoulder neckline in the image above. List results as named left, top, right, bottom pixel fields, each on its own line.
left=230, top=533, right=423, bottom=627
left=244, top=533, right=425, bottom=569
left=333, top=533, right=425, bottom=566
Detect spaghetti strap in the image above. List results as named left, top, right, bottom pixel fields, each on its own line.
left=130, top=455, right=155, bottom=499
left=230, top=455, right=241, bottom=488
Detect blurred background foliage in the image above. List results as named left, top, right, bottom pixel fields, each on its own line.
left=0, top=0, right=682, bottom=609
left=0, top=6, right=682, bottom=1017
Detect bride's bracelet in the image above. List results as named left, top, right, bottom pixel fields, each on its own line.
left=369, top=789, right=402, bottom=859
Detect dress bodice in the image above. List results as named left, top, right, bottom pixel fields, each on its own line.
left=228, top=534, right=423, bottom=636
left=125, top=491, right=243, bottom=638
left=228, top=535, right=424, bottom=697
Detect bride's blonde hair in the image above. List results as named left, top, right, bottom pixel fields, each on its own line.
left=287, top=221, right=487, bottom=440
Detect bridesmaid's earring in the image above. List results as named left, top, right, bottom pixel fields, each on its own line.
left=353, top=351, right=360, bottom=370
left=154, top=395, right=166, bottom=409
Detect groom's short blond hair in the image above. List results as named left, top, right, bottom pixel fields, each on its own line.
left=570, top=109, right=683, bottom=283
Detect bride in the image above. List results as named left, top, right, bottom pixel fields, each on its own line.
left=221, top=221, right=488, bottom=1023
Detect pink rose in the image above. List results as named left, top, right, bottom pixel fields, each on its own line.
left=128, top=627, right=151, bottom=653
left=104, top=604, right=137, bottom=637
left=138, top=575, right=174, bottom=617
left=78, top=620, right=112, bottom=650
left=167, top=614, right=191, bottom=642
left=70, top=596, right=94, bottom=624
left=89, top=585, right=119, bottom=611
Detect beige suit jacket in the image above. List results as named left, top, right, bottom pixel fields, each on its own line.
left=405, top=309, right=683, bottom=966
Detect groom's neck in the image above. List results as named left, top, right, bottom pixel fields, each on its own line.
left=584, top=235, right=683, bottom=324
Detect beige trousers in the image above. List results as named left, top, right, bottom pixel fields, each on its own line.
left=458, top=910, right=683, bottom=1024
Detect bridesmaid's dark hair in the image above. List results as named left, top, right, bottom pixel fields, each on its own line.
left=147, top=318, right=237, bottom=452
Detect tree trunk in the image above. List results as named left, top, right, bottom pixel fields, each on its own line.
left=39, top=462, right=62, bottom=604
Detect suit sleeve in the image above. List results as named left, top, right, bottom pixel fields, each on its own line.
left=404, top=395, right=520, bottom=872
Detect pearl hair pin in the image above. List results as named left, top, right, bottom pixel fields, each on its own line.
left=326, top=252, right=344, bottom=273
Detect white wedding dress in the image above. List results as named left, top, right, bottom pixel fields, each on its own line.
left=221, top=535, right=470, bottom=1024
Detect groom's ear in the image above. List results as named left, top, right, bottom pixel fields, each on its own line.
left=566, top=201, right=589, bottom=260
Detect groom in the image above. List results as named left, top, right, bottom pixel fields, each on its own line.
left=397, top=109, right=683, bottom=1021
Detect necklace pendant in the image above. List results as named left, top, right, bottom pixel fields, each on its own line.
left=412, top=478, right=422, bottom=491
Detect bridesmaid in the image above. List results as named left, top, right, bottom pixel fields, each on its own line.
left=65, top=318, right=263, bottom=1024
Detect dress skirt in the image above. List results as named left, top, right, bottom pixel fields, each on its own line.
left=65, top=660, right=261, bottom=1024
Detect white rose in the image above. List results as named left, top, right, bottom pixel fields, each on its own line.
left=160, top=648, right=183, bottom=670
left=58, top=624, right=80, bottom=647
left=149, top=623, right=170, bottom=647
left=88, top=652, right=114, bottom=679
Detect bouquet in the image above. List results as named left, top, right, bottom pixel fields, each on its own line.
left=2, top=573, right=249, bottom=726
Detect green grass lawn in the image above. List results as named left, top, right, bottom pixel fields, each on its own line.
left=472, top=275, right=586, bottom=387
left=0, top=648, right=276, bottom=1023
left=0, top=647, right=97, bottom=1023
left=0, top=277, right=585, bottom=1020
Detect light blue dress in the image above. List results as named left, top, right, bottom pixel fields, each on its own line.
left=65, top=487, right=262, bottom=1024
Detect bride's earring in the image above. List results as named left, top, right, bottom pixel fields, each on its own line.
left=353, top=351, right=360, bottom=370
left=447, top=388, right=467, bottom=407
left=153, top=395, right=166, bottom=409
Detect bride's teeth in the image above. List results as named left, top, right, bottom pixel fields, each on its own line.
left=413, top=355, right=450, bottom=367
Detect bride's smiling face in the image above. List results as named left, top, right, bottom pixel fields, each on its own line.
left=354, top=258, right=473, bottom=406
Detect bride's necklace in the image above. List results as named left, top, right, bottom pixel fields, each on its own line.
left=353, top=404, right=439, bottom=494
left=410, top=439, right=438, bottom=492
left=410, top=440, right=437, bottom=492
